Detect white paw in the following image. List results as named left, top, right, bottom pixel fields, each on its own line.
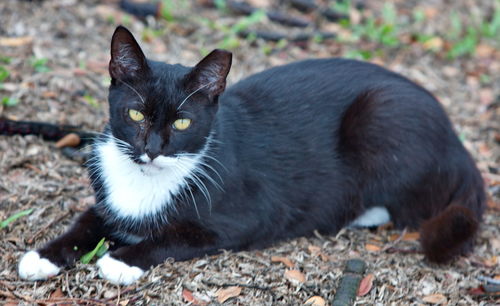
left=96, top=253, right=144, bottom=285
left=18, top=251, right=61, bottom=281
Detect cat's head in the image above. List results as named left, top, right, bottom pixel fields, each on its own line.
left=106, top=26, right=231, bottom=168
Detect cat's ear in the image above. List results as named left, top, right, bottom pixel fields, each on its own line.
left=109, top=25, right=150, bottom=81
left=184, top=49, right=232, bottom=99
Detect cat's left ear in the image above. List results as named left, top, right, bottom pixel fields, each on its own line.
left=184, top=49, right=232, bottom=100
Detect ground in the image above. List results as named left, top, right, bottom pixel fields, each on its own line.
left=0, top=0, right=499, bottom=304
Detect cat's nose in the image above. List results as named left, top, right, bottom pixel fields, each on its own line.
left=145, top=149, right=160, bottom=161
left=145, top=132, right=162, bottom=160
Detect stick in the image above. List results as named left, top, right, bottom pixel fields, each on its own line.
left=202, top=279, right=277, bottom=291
left=332, top=259, right=367, bottom=306
left=27, top=211, right=71, bottom=244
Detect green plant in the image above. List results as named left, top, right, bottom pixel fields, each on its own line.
left=447, top=26, right=479, bottom=58
left=218, top=10, right=266, bottom=49
left=1, top=97, right=18, bottom=107
left=214, top=0, right=227, bottom=12
left=80, top=238, right=108, bottom=264
left=0, top=56, right=12, bottom=64
left=83, top=94, right=99, bottom=108
left=1, top=209, right=33, bottom=228
left=0, top=66, right=9, bottom=82
left=30, top=57, right=50, bottom=73
left=481, top=3, right=500, bottom=38
left=160, top=0, right=175, bottom=22
left=331, top=0, right=351, bottom=16
left=160, top=0, right=189, bottom=22
left=339, top=2, right=399, bottom=47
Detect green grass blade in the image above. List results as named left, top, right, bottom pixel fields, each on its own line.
left=80, top=238, right=107, bottom=264
left=0, top=209, right=34, bottom=228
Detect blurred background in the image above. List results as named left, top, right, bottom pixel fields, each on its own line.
left=0, top=0, right=499, bottom=304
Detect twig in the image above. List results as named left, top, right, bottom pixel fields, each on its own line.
left=102, top=281, right=156, bottom=301
left=332, top=258, right=367, bottom=306
left=384, top=247, right=421, bottom=255
left=381, top=228, right=407, bottom=252
left=34, top=297, right=108, bottom=305
left=478, top=276, right=500, bottom=286
left=27, top=211, right=71, bottom=244
left=202, top=280, right=277, bottom=291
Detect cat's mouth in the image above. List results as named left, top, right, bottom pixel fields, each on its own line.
left=135, top=153, right=181, bottom=171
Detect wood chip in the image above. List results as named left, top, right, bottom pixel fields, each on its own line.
left=389, top=232, right=420, bottom=242
left=357, top=273, right=375, bottom=297
left=271, top=256, right=294, bottom=268
left=422, top=37, right=443, bottom=50
left=422, top=293, right=447, bottom=304
left=49, top=288, right=65, bottom=299
left=284, top=269, right=306, bottom=283
left=365, top=243, right=381, bottom=252
left=182, top=289, right=207, bottom=305
left=304, top=295, right=326, bottom=306
left=0, top=36, right=33, bottom=47
left=308, top=245, right=321, bottom=255
left=216, top=286, right=242, bottom=303
left=55, top=133, right=81, bottom=148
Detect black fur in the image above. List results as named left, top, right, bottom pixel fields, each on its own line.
left=33, top=26, right=485, bottom=274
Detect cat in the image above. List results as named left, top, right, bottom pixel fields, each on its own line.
left=18, top=25, right=485, bottom=285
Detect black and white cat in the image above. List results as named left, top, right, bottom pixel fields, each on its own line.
left=18, top=26, right=485, bottom=285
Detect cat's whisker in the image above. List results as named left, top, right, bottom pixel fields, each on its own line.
left=118, top=79, right=146, bottom=105
left=177, top=160, right=211, bottom=211
left=176, top=81, right=216, bottom=111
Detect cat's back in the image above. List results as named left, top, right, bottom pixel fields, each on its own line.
left=224, top=58, right=409, bottom=107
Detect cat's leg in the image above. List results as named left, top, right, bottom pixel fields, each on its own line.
left=19, top=207, right=108, bottom=280
left=96, top=221, right=223, bottom=285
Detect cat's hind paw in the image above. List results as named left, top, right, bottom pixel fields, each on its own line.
left=18, top=251, right=61, bottom=281
left=96, top=253, right=144, bottom=285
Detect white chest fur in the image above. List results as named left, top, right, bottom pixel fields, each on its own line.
left=96, top=139, right=202, bottom=219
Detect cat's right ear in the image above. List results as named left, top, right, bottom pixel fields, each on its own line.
left=109, top=26, right=150, bottom=81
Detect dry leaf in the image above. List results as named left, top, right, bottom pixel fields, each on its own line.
left=308, top=245, right=321, bottom=255
left=468, top=286, right=486, bottom=295
left=50, top=288, right=65, bottom=299
left=182, top=289, right=208, bottom=305
left=389, top=232, right=420, bottom=242
left=119, top=300, right=129, bottom=306
left=42, top=91, right=58, bottom=98
left=422, top=293, right=447, bottom=304
left=55, top=133, right=81, bottom=148
left=284, top=269, right=306, bottom=283
left=484, top=256, right=498, bottom=267
left=271, top=256, right=294, bottom=268
left=476, top=44, right=495, bottom=58
left=182, top=289, right=196, bottom=304
left=479, top=88, right=494, bottom=106
left=423, top=7, right=439, bottom=19
left=216, top=286, right=242, bottom=303
left=357, top=273, right=375, bottom=296
left=304, top=295, right=326, bottom=306
left=0, top=36, right=33, bottom=47
left=422, top=37, right=443, bottom=50
left=365, top=243, right=381, bottom=252
left=247, top=0, right=270, bottom=8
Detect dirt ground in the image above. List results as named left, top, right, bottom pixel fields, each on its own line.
left=0, top=0, right=499, bottom=305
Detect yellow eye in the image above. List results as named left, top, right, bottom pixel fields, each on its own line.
left=173, top=118, right=192, bottom=131
left=128, top=109, right=144, bottom=122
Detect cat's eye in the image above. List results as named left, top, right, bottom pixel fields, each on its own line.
left=128, top=109, right=144, bottom=122
left=173, top=118, right=192, bottom=131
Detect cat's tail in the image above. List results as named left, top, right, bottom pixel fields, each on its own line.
left=419, top=171, right=486, bottom=263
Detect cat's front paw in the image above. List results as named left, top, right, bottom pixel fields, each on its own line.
left=18, top=251, right=61, bottom=281
left=96, top=254, right=144, bottom=285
